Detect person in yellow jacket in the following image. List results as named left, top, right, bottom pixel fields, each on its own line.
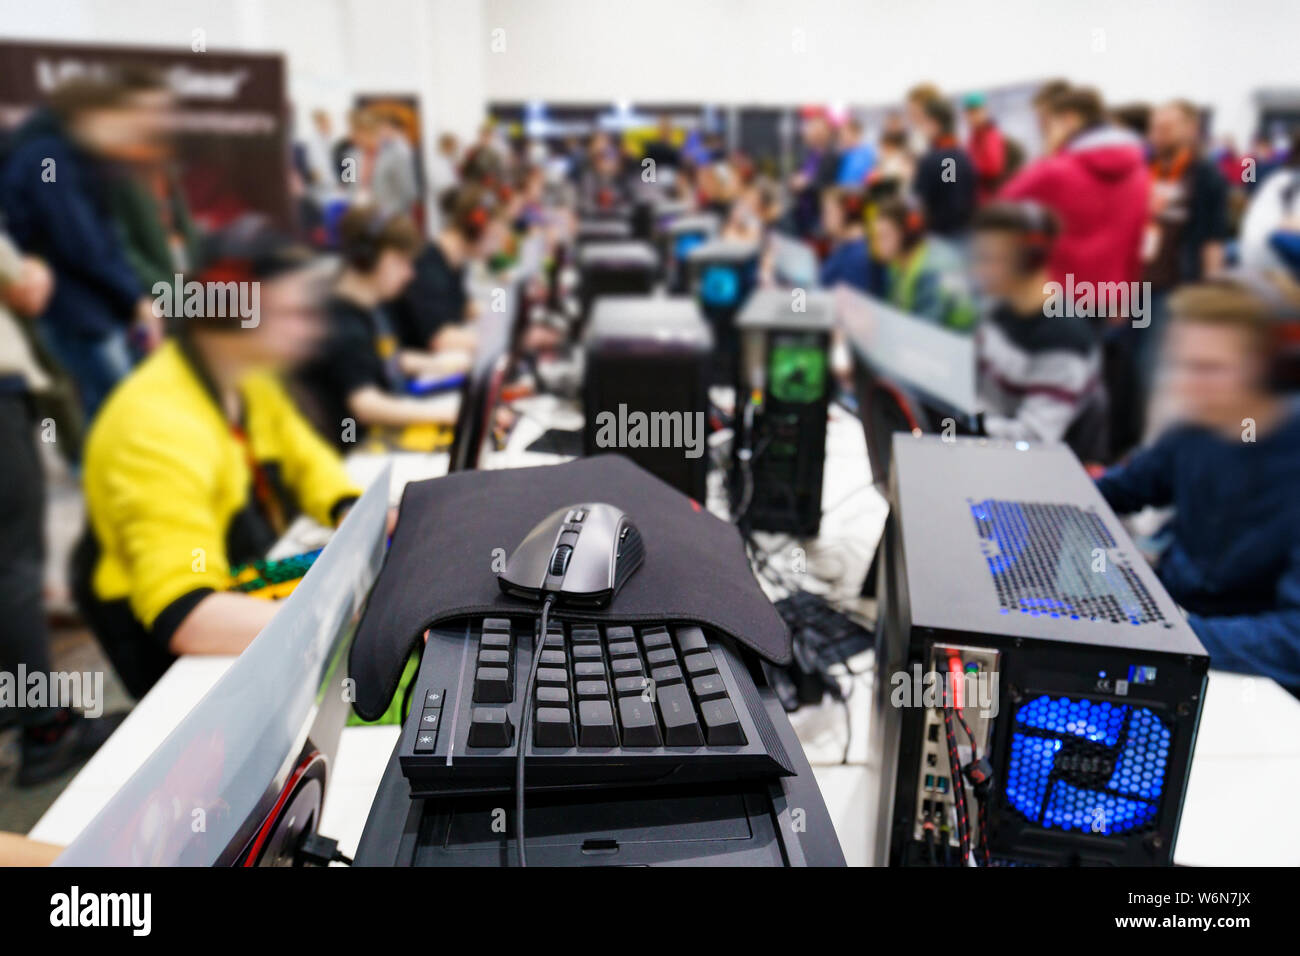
left=73, top=229, right=362, bottom=696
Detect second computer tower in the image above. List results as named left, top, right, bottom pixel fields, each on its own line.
left=582, top=297, right=713, bottom=503
left=873, top=435, right=1208, bottom=866
left=731, top=289, right=833, bottom=536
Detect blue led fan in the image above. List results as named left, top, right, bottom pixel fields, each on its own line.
left=1004, top=695, right=1171, bottom=834
left=700, top=264, right=742, bottom=308
left=674, top=232, right=706, bottom=262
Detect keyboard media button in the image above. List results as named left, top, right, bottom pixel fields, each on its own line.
left=418, top=708, right=442, bottom=731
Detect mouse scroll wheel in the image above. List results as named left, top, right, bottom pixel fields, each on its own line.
left=549, top=545, right=573, bottom=576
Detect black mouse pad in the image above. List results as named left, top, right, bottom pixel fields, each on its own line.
left=349, top=454, right=792, bottom=720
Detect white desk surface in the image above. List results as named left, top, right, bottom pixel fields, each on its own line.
left=34, top=400, right=1300, bottom=866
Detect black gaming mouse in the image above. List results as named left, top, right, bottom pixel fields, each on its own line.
left=498, top=503, right=644, bottom=607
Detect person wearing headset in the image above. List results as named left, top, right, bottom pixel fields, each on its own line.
left=387, top=184, right=496, bottom=354
left=871, top=197, right=976, bottom=330
left=73, top=227, right=362, bottom=699
left=819, top=186, right=884, bottom=294
left=969, top=201, right=1105, bottom=460
left=297, top=204, right=469, bottom=450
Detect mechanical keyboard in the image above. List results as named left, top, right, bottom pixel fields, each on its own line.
left=399, top=615, right=795, bottom=796
left=228, top=549, right=322, bottom=600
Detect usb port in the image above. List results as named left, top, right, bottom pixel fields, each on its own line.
left=924, top=774, right=935, bottom=790
left=928, top=724, right=940, bottom=742
left=926, top=753, right=937, bottom=767
left=936, top=777, right=949, bottom=794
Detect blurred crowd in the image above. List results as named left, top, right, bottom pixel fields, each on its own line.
left=2, top=67, right=1299, bottom=793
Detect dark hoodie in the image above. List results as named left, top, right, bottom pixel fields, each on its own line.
left=0, top=109, right=142, bottom=338
left=1001, top=125, right=1150, bottom=290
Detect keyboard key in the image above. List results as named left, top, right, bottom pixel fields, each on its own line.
left=539, top=649, right=566, bottom=666
left=578, top=700, right=619, bottom=747
left=675, top=625, right=709, bottom=654
left=618, top=696, right=663, bottom=747
left=542, top=632, right=565, bottom=648
left=468, top=707, right=514, bottom=747
left=418, top=708, right=442, bottom=731
left=640, top=626, right=672, bottom=650
left=700, top=698, right=745, bottom=745
left=482, top=617, right=511, bottom=634
left=605, top=625, right=635, bottom=645
left=537, top=685, right=569, bottom=704
left=534, top=707, right=575, bottom=747
left=570, top=626, right=600, bottom=644
left=478, top=648, right=510, bottom=667
left=572, top=643, right=603, bottom=661
left=414, top=729, right=438, bottom=752
left=646, top=647, right=677, bottom=667
left=480, top=631, right=511, bottom=649
left=537, top=667, right=568, bottom=686
left=575, top=679, right=609, bottom=700
left=658, top=684, right=705, bottom=746
left=691, top=674, right=726, bottom=701
left=610, top=657, right=643, bottom=676
left=683, top=651, right=717, bottom=676
left=574, top=661, right=606, bottom=679
left=423, top=688, right=446, bottom=708
left=615, top=675, right=651, bottom=697
left=474, top=666, right=512, bottom=703
left=651, top=665, right=683, bottom=686
left=608, top=641, right=639, bottom=659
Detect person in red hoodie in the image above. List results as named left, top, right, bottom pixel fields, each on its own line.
left=963, top=92, right=1006, bottom=204
left=1000, top=87, right=1150, bottom=303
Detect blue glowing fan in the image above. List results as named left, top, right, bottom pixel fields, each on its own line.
left=674, top=232, right=706, bottom=261
left=1004, top=695, right=1171, bottom=835
left=699, top=264, right=741, bottom=308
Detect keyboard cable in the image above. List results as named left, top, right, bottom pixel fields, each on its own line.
left=516, top=593, right=555, bottom=867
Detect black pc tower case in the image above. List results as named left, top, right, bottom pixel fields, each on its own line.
left=873, top=435, right=1208, bottom=866
left=687, top=238, right=759, bottom=383
left=732, top=289, right=833, bottom=536
left=576, top=241, right=659, bottom=332
left=582, top=296, right=713, bottom=502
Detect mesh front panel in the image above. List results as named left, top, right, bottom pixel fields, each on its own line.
left=968, top=499, right=1166, bottom=625
left=1004, top=695, right=1172, bottom=835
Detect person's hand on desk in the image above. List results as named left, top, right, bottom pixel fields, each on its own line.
left=168, top=592, right=281, bottom=656
left=347, top=385, right=459, bottom=426
left=432, top=322, right=478, bottom=353
left=399, top=347, right=472, bottom=379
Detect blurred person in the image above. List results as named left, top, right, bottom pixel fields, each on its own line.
left=904, top=84, right=944, bottom=155
left=871, top=197, right=975, bottom=330
left=339, top=108, right=382, bottom=193
left=1, top=231, right=127, bottom=785
left=836, top=115, right=877, bottom=187
left=643, top=115, right=682, bottom=172
left=1140, top=100, right=1233, bottom=392
left=1238, top=129, right=1300, bottom=280
left=388, top=184, right=494, bottom=353
left=0, top=76, right=162, bottom=420
left=1244, top=134, right=1282, bottom=193
left=72, top=228, right=362, bottom=698
left=911, top=97, right=977, bottom=238
left=297, top=206, right=465, bottom=450
left=427, top=131, right=461, bottom=230
left=1145, top=100, right=1231, bottom=285
left=1110, top=102, right=1152, bottom=142
left=1096, top=280, right=1300, bottom=692
left=1001, top=86, right=1149, bottom=294
left=104, top=68, right=204, bottom=300
left=371, top=113, right=421, bottom=218
left=871, top=128, right=914, bottom=193
left=819, top=187, right=882, bottom=294
left=789, top=108, right=840, bottom=238
left=304, top=109, right=335, bottom=187
left=1030, top=79, right=1071, bottom=141
left=970, top=202, right=1106, bottom=459
left=963, top=92, right=1007, bottom=205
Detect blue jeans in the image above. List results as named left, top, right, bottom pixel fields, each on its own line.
left=39, top=323, right=134, bottom=422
